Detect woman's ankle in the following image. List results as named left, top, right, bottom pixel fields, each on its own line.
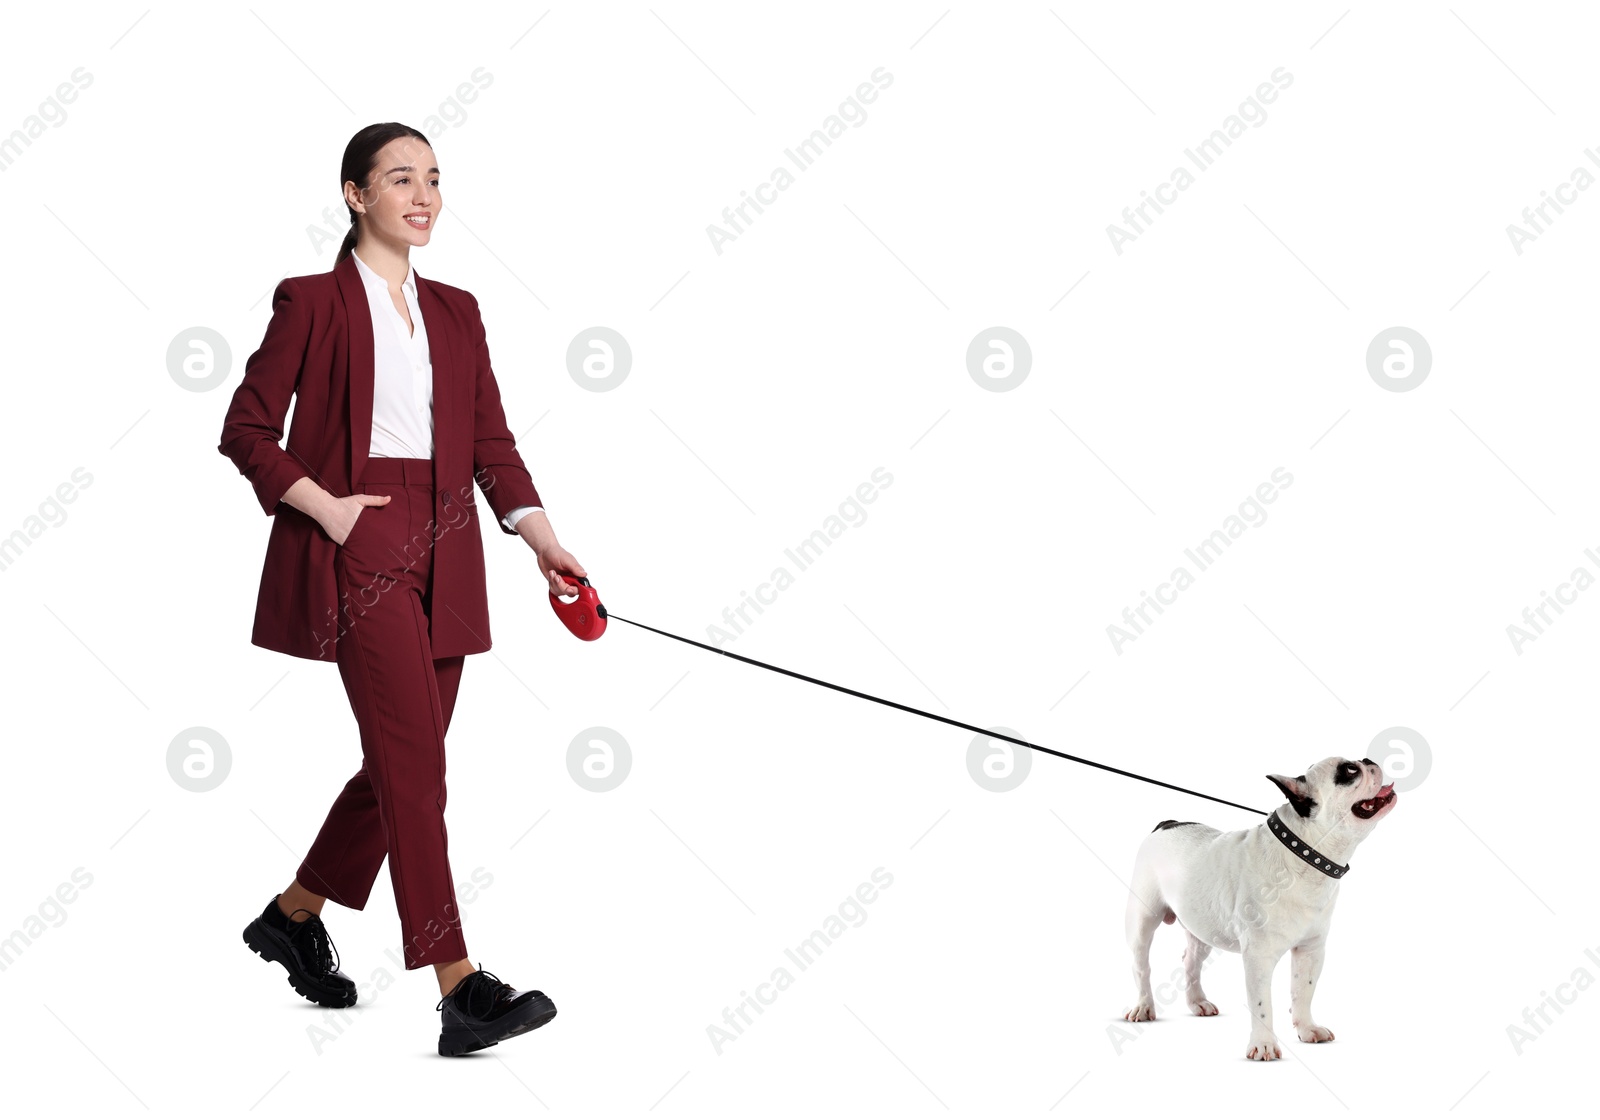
left=277, top=878, right=326, bottom=921
left=435, top=958, right=475, bottom=997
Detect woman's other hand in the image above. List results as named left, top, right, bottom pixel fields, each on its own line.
left=280, top=478, right=392, bottom=546
left=327, top=493, right=392, bottom=546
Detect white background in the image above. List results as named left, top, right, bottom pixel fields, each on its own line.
left=1, top=2, right=1594, bottom=1116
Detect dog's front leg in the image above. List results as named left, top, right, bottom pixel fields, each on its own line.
left=1290, top=939, right=1335, bottom=1043
left=1242, top=948, right=1285, bottom=1060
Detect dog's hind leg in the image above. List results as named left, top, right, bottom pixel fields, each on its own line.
left=1183, top=931, right=1219, bottom=1016
left=1122, top=873, right=1167, bottom=1022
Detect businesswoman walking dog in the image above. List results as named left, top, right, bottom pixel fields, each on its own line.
left=219, top=122, right=585, bottom=1056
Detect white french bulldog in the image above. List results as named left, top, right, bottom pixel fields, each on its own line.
left=1120, top=756, right=1397, bottom=1060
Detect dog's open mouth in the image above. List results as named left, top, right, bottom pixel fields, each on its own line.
left=1351, top=783, right=1396, bottom=819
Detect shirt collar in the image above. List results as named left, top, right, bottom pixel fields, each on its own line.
left=350, top=249, right=416, bottom=296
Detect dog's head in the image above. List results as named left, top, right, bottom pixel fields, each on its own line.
left=1266, top=757, right=1397, bottom=830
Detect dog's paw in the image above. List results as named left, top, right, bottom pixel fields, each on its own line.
left=1296, top=1023, right=1335, bottom=1043
left=1244, top=1035, right=1282, bottom=1061
left=1188, top=998, right=1219, bottom=1017
left=1123, top=1001, right=1156, bottom=1023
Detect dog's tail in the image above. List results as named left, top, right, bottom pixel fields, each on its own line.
left=1152, top=819, right=1197, bottom=831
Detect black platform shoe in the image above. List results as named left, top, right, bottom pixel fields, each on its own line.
left=242, top=896, right=358, bottom=1009
left=436, top=965, right=557, bottom=1056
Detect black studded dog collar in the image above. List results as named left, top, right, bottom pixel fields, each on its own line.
left=1267, top=810, right=1349, bottom=879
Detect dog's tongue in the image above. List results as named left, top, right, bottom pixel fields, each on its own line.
left=1377, top=783, right=1394, bottom=798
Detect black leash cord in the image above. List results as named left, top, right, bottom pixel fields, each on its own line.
left=604, top=612, right=1268, bottom=816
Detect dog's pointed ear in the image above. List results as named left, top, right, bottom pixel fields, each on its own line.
left=1267, top=773, right=1317, bottom=818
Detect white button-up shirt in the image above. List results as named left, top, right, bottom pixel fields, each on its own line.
left=352, top=250, right=540, bottom=532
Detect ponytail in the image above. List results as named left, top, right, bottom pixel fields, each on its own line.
left=335, top=219, right=359, bottom=264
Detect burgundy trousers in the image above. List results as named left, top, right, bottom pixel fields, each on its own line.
left=295, top=456, right=469, bottom=970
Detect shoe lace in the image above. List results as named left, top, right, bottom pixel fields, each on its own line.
left=286, top=909, right=340, bottom=976
left=437, top=965, right=512, bottom=1016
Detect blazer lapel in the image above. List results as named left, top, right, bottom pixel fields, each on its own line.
left=334, top=253, right=374, bottom=488
left=335, top=254, right=455, bottom=488
left=414, top=266, right=454, bottom=485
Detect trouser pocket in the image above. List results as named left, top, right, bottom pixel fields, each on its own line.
left=341, top=484, right=386, bottom=551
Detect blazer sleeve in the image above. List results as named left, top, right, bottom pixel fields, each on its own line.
left=218, top=277, right=312, bottom=515
left=467, top=292, right=545, bottom=534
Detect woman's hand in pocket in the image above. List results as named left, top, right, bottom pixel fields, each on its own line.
left=328, top=493, right=391, bottom=546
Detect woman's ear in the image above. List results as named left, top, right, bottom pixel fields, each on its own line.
left=1266, top=773, right=1317, bottom=819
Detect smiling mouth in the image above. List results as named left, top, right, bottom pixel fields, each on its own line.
left=405, top=214, right=431, bottom=228
left=1352, top=783, right=1396, bottom=819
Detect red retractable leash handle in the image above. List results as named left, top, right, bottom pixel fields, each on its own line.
left=548, top=571, right=607, bottom=640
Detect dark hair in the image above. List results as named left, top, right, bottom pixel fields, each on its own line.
left=336, top=122, right=432, bottom=265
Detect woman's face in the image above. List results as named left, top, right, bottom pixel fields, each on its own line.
left=347, top=136, right=441, bottom=249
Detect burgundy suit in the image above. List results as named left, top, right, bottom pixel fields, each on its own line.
left=218, top=251, right=543, bottom=662
left=219, top=252, right=543, bottom=968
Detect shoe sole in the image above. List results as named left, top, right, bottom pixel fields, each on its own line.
left=242, top=920, right=357, bottom=1009
left=438, top=996, right=557, bottom=1057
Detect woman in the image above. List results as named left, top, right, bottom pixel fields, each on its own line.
left=219, top=122, right=585, bottom=1057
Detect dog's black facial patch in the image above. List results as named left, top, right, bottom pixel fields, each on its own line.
left=1267, top=774, right=1317, bottom=818
left=1153, top=819, right=1198, bottom=831
left=1334, top=760, right=1361, bottom=786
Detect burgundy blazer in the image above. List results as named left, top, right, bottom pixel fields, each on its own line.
left=218, top=252, right=543, bottom=662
